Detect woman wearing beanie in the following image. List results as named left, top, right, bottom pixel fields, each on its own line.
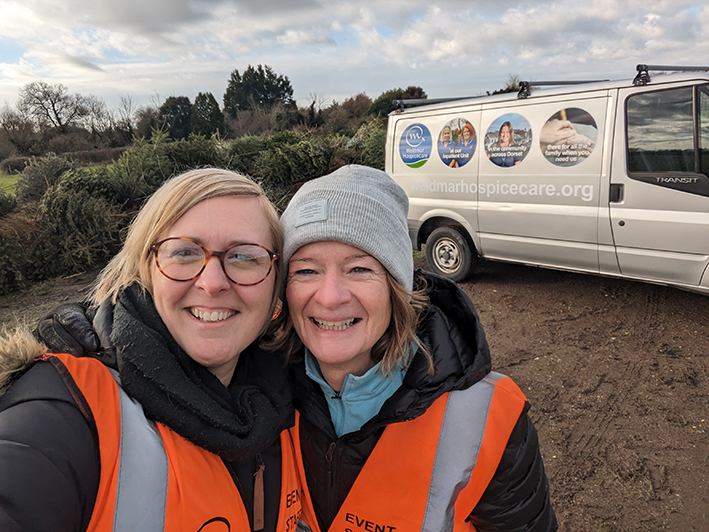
left=273, top=164, right=557, bottom=531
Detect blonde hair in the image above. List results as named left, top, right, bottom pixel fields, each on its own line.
left=0, top=327, right=46, bottom=395
left=89, top=168, right=284, bottom=324
left=265, top=272, right=432, bottom=376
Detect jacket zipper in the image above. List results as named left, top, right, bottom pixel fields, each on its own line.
left=253, top=454, right=265, bottom=532
left=325, top=441, right=337, bottom=513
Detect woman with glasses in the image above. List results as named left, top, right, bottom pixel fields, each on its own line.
left=0, top=168, right=302, bottom=531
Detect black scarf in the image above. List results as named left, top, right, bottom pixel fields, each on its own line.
left=110, top=284, right=293, bottom=460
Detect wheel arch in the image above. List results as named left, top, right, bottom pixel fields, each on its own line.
left=416, top=212, right=479, bottom=258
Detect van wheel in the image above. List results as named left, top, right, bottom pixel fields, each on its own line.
left=425, top=227, right=474, bottom=282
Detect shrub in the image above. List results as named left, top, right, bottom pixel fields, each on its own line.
left=0, top=190, right=17, bottom=217
left=15, top=154, right=75, bottom=204
left=0, top=232, right=26, bottom=294
left=222, top=136, right=266, bottom=177
left=264, top=130, right=303, bottom=149
left=51, top=165, right=135, bottom=210
left=47, top=133, right=94, bottom=154
left=112, top=131, right=178, bottom=194
left=362, top=129, right=386, bottom=170
left=162, top=134, right=225, bottom=171
left=256, top=138, right=333, bottom=188
left=256, top=138, right=333, bottom=210
left=34, top=189, right=124, bottom=279
left=66, top=147, right=128, bottom=165
left=0, top=206, right=45, bottom=294
left=329, top=119, right=386, bottom=170
left=0, top=140, right=14, bottom=163
left=1, top=157, right=31, bottom=175
left=225, top=108, right=277, bottom=138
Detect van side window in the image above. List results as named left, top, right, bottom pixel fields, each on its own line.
left=627, top=87, right=694, bottom=173
left=626, top=85, right=709, bottom=197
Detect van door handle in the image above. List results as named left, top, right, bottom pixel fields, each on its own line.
left=609, top=184, right=624, bottom=203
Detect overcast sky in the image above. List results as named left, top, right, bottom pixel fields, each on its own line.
left=1, top=0, right=708, bottom=113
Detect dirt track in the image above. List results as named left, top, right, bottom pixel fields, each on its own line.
left=450, top=259, right=709, bottom=531
left=0, top=262, right=707, bottom=531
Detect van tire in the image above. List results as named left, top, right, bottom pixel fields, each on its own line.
left=425, top=227, right=475, bottom=283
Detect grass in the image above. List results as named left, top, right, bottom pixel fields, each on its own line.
left=0, top=173, right=20, bottom=194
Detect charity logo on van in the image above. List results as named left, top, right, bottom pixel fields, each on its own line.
left=399, top=123, right=432, bottom=168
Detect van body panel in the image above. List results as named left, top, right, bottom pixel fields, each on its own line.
left=408, top=202, right=479, bottom=249
left=386, top=72, right=709, bottom=294
left=480, top=233, right=600, bottom=272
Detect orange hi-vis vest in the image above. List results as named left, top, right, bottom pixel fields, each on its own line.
left=291, top=372, right=527, bottom=532
left=41, top=353, right=303, bottom=532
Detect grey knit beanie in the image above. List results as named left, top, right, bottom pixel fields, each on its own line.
left=281, top=165, right=413, bottom=291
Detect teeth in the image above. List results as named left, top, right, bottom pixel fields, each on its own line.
left=313, top=318, right=356, bottom=331
left=190, top=308, right=236, bottom=322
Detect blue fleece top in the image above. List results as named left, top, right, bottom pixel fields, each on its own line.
left=304, top=347, right=414, bottom=437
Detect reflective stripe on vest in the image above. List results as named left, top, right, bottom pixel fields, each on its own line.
left=43, top=353, right=304, bottom=532
left=292, top=371, right=527, bottom=532
left=108, top=368, right=169, bottom=531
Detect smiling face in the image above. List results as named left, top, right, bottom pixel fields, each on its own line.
left=499, top=124, right=512, bottom=146
left=286, top=241, right=392, bottom=390
left=151, top=196, right=276, bottom=385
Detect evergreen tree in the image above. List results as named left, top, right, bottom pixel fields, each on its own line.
left=191, top=92, right=225, bottom=137
left=366, top=86, right=427, bottom=118
left=223, top=65, right=294, bottom=117
left=158, top=96, right=192, bottom=140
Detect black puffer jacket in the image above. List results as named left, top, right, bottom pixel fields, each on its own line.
left=290, top=270, right=557, bottom=531
left=0, top=286, right=293, bottom=532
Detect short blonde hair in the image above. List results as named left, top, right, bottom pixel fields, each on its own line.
left=266, top=272, right=432, bottom=376
left=90, top=168, right=283, bottom=322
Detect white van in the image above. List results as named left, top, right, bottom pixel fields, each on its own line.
left=385, top=64, right=709, bottom=295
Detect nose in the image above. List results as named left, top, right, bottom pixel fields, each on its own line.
left=194, top=256, right=231, bottom=294
left=312, top=270, right=351, bottom=309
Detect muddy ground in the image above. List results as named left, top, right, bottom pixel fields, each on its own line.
left=0, top=262, right=707, bottom=531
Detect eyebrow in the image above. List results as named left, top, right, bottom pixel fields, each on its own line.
left=290, top=253, right=373, bottom=263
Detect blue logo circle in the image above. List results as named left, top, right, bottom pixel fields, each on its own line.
left=399, top=123, right=432, bottom=168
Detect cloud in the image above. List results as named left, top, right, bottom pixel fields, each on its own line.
left=56, top=55, right=105, bottom=72
left=0, top=0, right=707, bottom=109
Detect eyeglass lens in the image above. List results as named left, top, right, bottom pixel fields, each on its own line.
left=155, top=238, right=273, bottom=284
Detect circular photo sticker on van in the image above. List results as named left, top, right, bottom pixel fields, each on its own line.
left=485, top=113, right=532, bottom=167
left=437, top=119, right=476, bottom=168
left=399, top=123, right=432, bottom=168
left=540, top=108, right=597, bottom=167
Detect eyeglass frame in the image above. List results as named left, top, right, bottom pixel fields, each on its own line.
left=149, top=237, right=279, bottom=286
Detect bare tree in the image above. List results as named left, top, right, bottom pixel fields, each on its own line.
left=115, top=94, right=136, bottom=134
left=80, top=95, right=111, bottom=142
left=17, top=81, right=89, bottom=133
left=0, top=104, right=39, bottom=155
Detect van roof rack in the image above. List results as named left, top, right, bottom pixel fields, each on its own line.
left=393, top=96, right=476, bottom=110
left=517, top=79, right=608, bottom=99
left=633, top=64, right=709, bottom=86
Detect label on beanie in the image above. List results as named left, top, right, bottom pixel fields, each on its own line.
left=294, top=199, right=328, bottom=226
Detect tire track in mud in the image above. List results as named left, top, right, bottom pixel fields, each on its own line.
left=457, top=262, right=709, bottom=531
left=559, top=287, right=668, bottom=521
